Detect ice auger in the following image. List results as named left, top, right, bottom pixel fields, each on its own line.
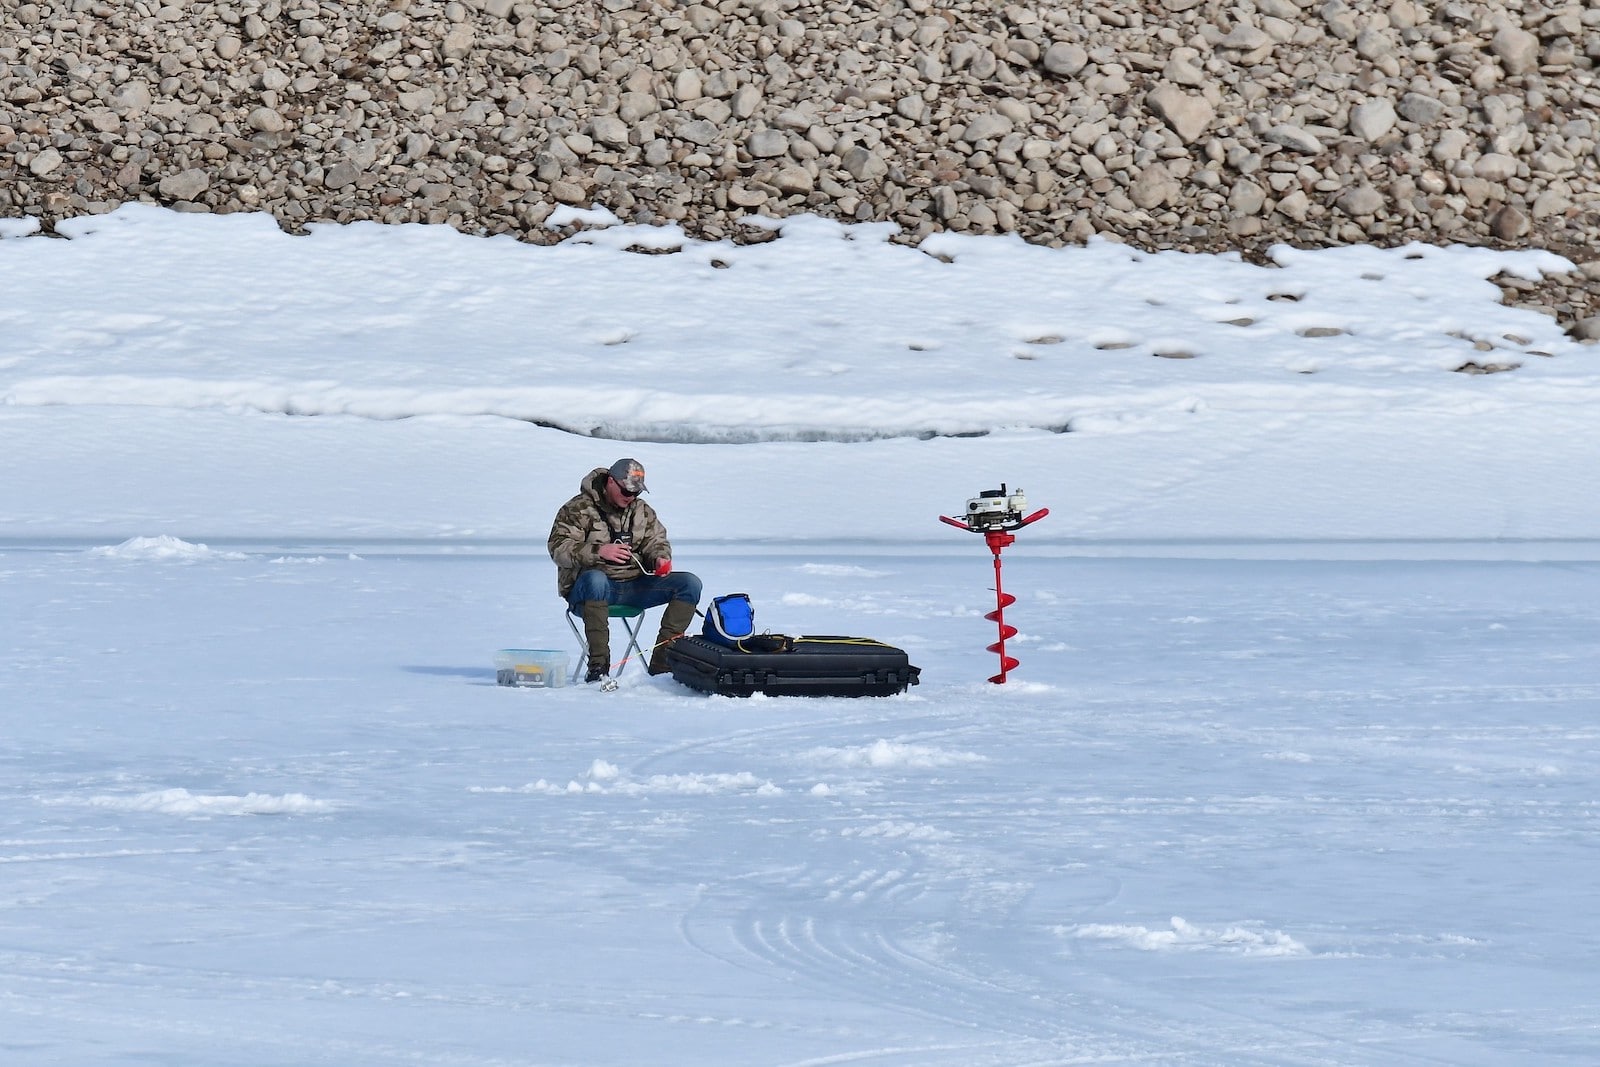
left=939, top=485, right=1048, bottom=684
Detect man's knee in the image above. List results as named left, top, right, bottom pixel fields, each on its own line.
left=670, top=571, right=703, bottom=603
left=569, top=569, right=611, bottom=605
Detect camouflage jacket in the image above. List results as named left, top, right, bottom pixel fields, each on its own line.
left=547, top=467, right=673, bottom=598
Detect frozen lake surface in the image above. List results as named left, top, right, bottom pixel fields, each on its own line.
left=7, top=539, right=1598, bottom=1066
left=6, top=207, right=1598, bottom=1063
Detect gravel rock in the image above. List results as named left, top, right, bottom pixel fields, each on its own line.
left=1490, top=204, right=1531, bottom=240
left=158, top=169, right=210, bottom=201
left=1129, top=164, right=1179, bottom=210
left=1336, top=186, right=1385, bottom=217
left=1491, top=22, right=1541, bottom=76
left=1042, top=42, right=1089, bottom=77
left=247, top=107, right=286, bottom=133
left=1264, top=125, right=1324, bottom=154
left=960, top=113, right=1014, bottom=143
left=1397, top=93, right=1445, bottom=125
left=0, top=0, right=1594, bottom=330
left=1229, top=180, right=1267, bottom=216
left=1348, top=99, right=1398, bottom=142
left=1474, top=154, right=1520, bottom=182
left=27, top=148, right=63, bottom=177
left=1146, top=85, right=1215, bottom=144
left=747, top=130, right=788, bottom=159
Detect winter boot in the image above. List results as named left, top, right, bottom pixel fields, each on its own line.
left=648, top=599, right=698, bottom=675
left=581, top=600, right=612, bottom=683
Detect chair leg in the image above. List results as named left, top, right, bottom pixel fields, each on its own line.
left=616, top=614, right=648, bottom=674
left=564, top=611, right=587, bottom=671
left=566, top=607, right=653, bottom=681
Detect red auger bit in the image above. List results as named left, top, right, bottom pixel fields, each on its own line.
left=940, top=485, right=1048, bottom=684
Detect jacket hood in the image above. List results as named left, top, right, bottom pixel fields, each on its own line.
left=581, top=466, right=636, bottom=515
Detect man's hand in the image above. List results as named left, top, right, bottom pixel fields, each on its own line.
left=653, top=559, right=672, bottom=577
left=597, top=542, right=633, bottom=564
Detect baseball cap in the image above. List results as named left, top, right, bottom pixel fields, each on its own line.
left=608, top=458, right=648, bottom=494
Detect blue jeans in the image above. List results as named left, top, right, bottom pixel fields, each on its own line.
left=566, top=569, right=703, bottom=614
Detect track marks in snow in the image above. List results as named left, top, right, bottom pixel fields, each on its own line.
left=0, top=846, right=207, bottom=865
left=801, top=738, right=987, bottom=771
left=75, top=788, right=333, bottom=816
left=682, top=867, right=1346, bottom=1062
left=470, top=760, right=783, bottom=797
left=686, top=868, right=1077, bottom=1046
left=1060, top=916, right=1310, bottom=957
left=478, top=734, right=985, bottom=799
left=792, top=562, right=891, bottom=580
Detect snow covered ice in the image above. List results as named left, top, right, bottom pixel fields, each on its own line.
left=3, top=206, right=1599, bottom=1065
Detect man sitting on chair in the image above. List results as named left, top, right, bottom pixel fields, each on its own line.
left=548, top=458, right=704, bottom=683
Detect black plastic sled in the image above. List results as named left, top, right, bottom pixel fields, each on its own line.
left=664, top=634, right=920, bottom=698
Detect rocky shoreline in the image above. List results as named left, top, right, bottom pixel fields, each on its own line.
left=3, top=0, right=1597, bottom=337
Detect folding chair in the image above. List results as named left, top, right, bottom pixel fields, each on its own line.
left=565, top=603, right=651, bottom=678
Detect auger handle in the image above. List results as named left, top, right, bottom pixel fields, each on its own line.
left=940, top=509, right=1049, bottom=534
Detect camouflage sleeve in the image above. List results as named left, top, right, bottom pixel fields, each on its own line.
left=547, top=496, right=599, bottom=567
left=634, top=502, right=672, bottom=566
